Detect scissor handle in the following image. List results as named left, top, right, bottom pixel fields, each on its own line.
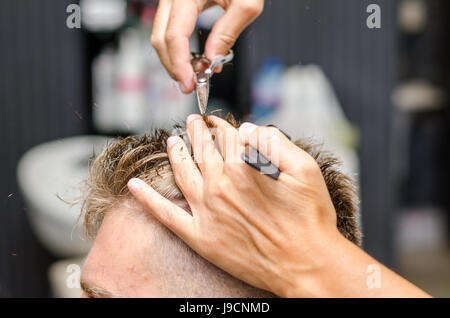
left=207, top=50, right=234, bottom=75
left=191, top=50, right=234, bottom=78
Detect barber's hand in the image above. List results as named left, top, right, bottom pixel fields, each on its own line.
left=127, top=114, right=341, bottom=297
left=151, top=0, right=264, bottom=94
left=128, top=115, right=430, bottom=297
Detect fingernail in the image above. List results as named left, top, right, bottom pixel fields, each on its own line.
left=167, top=136, right=180, bottom=149
left=239, top=122, right=258, bottom=137
left=187, top=114, right=201, bottom=125
left=128, top=178, right=143, bottom=193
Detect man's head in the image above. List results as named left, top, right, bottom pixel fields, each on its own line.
left=80, top=115, right=361, bottom=298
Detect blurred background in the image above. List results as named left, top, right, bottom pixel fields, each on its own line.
left=0, top=0, right=449, bottom=297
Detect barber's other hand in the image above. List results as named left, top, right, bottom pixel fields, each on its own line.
left=151, top=0, right=264, bottom=94
left=127, top=115, right=341, bottom=297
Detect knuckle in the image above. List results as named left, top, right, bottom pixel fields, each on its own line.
left=208, top=184, right=222, bottom=199
left=150, top=34, right=164, bottom=50
left=257, top=126, right=280, bottom=147
left=250, top=126, right=278, bottom=141
left=164, top=30, right=177, bottom=44
left=238, top=0, right=264, bottom=17
left=299, top=157, right=322, bottom=179
left=234, top=174, right=253, bottom=192
left=206, top=177, right=230, bottom=199
left=216, top=33, right=237, bottom=49
left=216, top=177, right=232, bottom=193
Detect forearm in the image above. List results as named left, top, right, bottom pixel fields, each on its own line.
left=280, top=230, right=431, bottom=298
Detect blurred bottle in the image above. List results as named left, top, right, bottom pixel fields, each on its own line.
left=92, top=6, right=197, bottom=134
left=92, top=47, right=116, bottom=132
left=92, top=28, right=148, bottom=134
left=250, top=57, right=284, bottom=120
left=114, top=28, right=148, bottom=133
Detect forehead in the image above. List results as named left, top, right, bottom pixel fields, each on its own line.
left=81, top=202, right=156, bottom=296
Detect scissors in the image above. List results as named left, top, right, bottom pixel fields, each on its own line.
left=191, top=50, right=234, bottom=115
left=190, top=51, right=288, bottom=181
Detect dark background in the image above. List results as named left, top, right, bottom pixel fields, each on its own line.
left=1, top=0, right=449, bottom=297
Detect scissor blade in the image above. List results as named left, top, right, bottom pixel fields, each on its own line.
left=196, top=82, right=209, bottom=115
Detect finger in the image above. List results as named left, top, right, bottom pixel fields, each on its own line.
left=207, top=115, right=243, bottom=163
left=204, top=0, right=264, bottom=59
left=239, top=123, right=315, bottom=178
left=165, top=0, right=203, bottom=93
left=128, top=178, right=196, bottom=246
left=167, top=136, right=203, bottom=204
left=151, top=0, right=174, bottom=78
left=186, top=114, right=223, bottom=177
left=213, top=64, right=223, bottom=74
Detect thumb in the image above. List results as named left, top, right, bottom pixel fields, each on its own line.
left=205, top=1, right=264, bottom=60
left=127, top=178, right=196, bottom=245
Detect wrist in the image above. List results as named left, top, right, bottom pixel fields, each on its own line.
left=277, top=227, right=347, bottom=298
left=274, top=226, right=431, bottom=298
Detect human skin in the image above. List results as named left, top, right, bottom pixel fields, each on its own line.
left=81, top=199, right=271, bottom=298
left=81, top=201, right=227, bottom=298
left=81, top=202, right=160, bottom=297
left=151, top=0, right=264, bottom=93
left=128, top=115, right=431, bottom=297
